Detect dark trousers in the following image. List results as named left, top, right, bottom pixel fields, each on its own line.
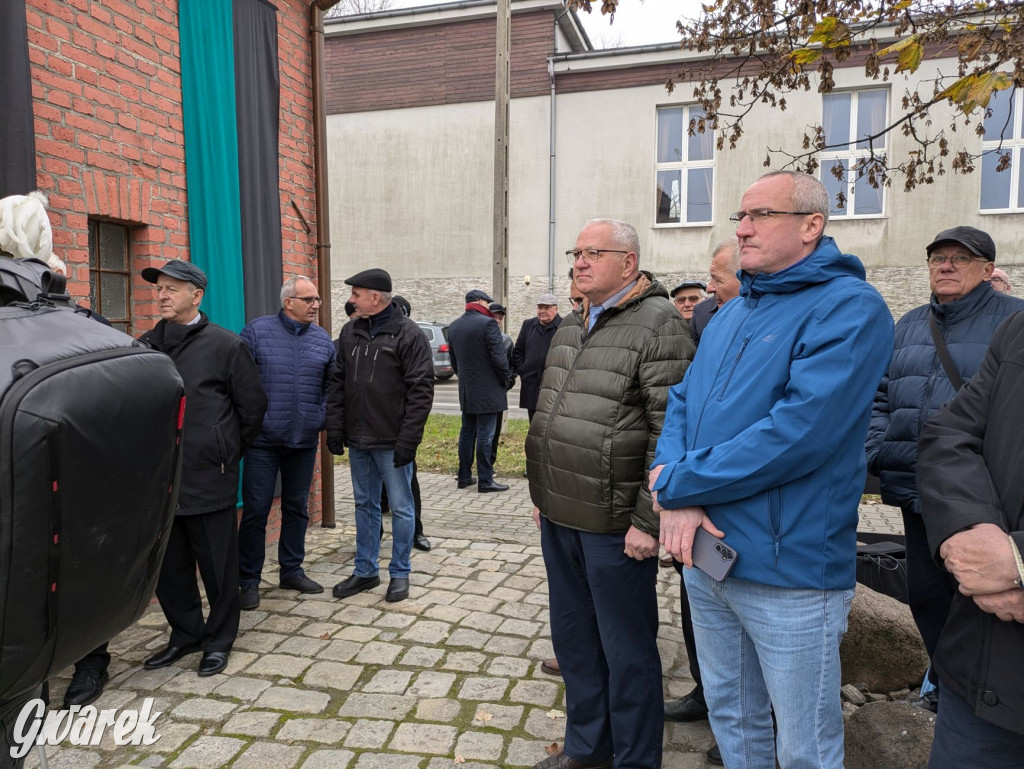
left=239, top=445, right=318, bottom=586
left=489, top=411, right=506, bottom=467
left=457, top=411, right=498, bottom=484
left=73, top=643, right=111, bottom=674
left=902, top=507, right=957, bottom=683
left=381, top=462, right=424, bottom=539
left=929, top=684, right=1024, bottom=768
left=156, top=507, right=240, bottom=653
left=672, top=560, right=704, bottom=702
left=541, top=518, right=663, bottom=769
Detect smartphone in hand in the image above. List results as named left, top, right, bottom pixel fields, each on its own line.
left=692, top=527, right=738, bottom=581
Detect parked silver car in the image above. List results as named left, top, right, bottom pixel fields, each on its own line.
left=417, top=321, right=454, bottom=380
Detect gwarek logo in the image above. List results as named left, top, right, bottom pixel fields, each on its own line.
left=9, top=698, right=161, bottom=758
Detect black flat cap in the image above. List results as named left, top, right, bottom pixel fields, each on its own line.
left=345, top=268, right=392, bottom=292
left=488, top=302, right=507, bottom=314
left=671, top=279, right=707, bottom=297
left=926, top=226, right=996, bottom=261
left=141, top=259, right=207, bottom=291
left=466, top=289, right=494, bottom=303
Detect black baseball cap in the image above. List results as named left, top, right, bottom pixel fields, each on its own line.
left=141, top=259, right=207, bottom=291
left=926, top=226, right=996, bottom=261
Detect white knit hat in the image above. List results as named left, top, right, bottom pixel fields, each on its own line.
left=0, top=191, right=56, bottom=269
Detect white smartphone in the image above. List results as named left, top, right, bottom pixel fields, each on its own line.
left=692, top=528, right=738, bottom=581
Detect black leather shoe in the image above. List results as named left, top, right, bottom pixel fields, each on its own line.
left=239, top=584, right=260, bottom=610
left=478, top=480, right=509, bottom=493
left=911, top=689, right=939, bottom=713
left=386, top=577, right=410, bottom=603
left=143, top=643, right=202, bottom=670
left=664, top=692, right=709, bottom=722
left=332, top=573, right=381, bottom=599
left=63, top=669, right=108, bottom=708
left=413, top=533, right=431, bottom=551
left=457, top=477, right=477, bottom=489
left=198, top=651, right=229, bottom=677
left=531, top=751, right=612, bottom=769
left=706, top=742, right=723, bottom=766
left=280, top=574, right=324, bottom=594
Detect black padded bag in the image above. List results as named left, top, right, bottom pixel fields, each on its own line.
left=0, top=301, right=185, bottom=702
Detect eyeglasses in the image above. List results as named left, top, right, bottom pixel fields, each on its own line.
left=290, top=295, right=322, bottom=304
left=926, top=253, right=987, bottom=268
left=728, top=209, right=814, bottom=223
left=565, top=248, right=629, bottom=264
left=991, top=277, right=1010, bottom=287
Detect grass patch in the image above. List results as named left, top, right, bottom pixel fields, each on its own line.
left=334, top=413, right=529, bottom=479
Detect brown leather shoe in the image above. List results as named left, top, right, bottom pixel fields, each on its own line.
left=532, top=751, right=612, bottom=769
left=540, top=657, right=561, bottom=676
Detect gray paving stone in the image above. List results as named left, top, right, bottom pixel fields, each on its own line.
left=506, top=737, right=562, bottom=767
left=299, top=749, right=356, bottom=769
left=30, top=749, right=101, bottom=769
left=483, top=635, right=530, bottom=656
left=233, top=631, right=289, bottom=654
left=458, top=581, right=498, bottom=597
left=121, top=666, right=185, bottom=690
left=231, top=741, right=305, bottom=769
left=441, top=651, right=486, bottom=672
left=352, top=754, right=421, bottom=769
left=490, top=586, right=527, bottom=602
left=255, top=615, right=307, bottom=634
left=318, top=638, right=363, bottom=662
left=524, top=706, right=568, bottom=740
left=454, top=730, right=505, bottom=760
left=399, top=619, right=450, bottom=644
left=419, top=588, right=459, bottom=605
left=415, top=697, right=463, bottom=722
left=363, top=669, right=412, bottom=694
left=344, top=719, right=395, bottom=749
left=497, top=602, right=544, bottom=620
left=469, top=703, right=524, bottom=731
left=406, top=670, right=455, bottom=698
left=398, top=645, right=444, bottom=668
left=169, top=736, right=246, bottom=768
left=290, top=600, right=338, bottom=620
left=354, top=640, right=402, bottom=665
left=277, top=717, right=351, bottom=743
left=215, top=676, right=273, bottom=701
left=422, top=604, right=470, bottom=623
left=337, top=692, right=416, bottom=719
left=446, top=628, right=491, bottom=648
left=458, top=676, right=510, bottom=700
left=509, top=679, right=560, bottom=707
left=255, top=686, right=330, bottom=713
left=460, top=611, right=504, bottom=632
left=141, top=722, right=201, bottom=754
left=496, top=617, right=543, bottom=637
left=161, top=672, right=223, bottom=695
left=245, top=653, right=314, bottom=678
left=335, top=625, right=382, bottom=643
left=276, top=636, right=330, bottom=656
left=304, top=661, right=363, bottom=691
left=487, top=655, right=532, bottom=678
left=389, top=722, right=457, bottom=754
left=451, top=595, right=501, bottom=612
left=221, top=710, right=282, bottom=737
left=373, top=611, right=416, bottom=628
left=171, top=697, right=237, bottom=721
left=259, top=598, right=300, bottom=613
left=297, top=621, right=343, bottom=638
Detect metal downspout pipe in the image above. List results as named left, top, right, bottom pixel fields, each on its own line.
left=548, top=54, right=556, bottom=292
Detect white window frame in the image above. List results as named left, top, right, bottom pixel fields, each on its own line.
left=654, top=105, right=715, bottom=227
left=818, top=88, right=889, bottom=219
left=980, top=87, right=1024, bottom=213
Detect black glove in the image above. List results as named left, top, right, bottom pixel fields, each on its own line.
left=393, top=445, right=416, bottom=468
left=326, top=431, right=345, bottom=456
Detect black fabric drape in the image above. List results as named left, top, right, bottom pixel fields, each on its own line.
left=1, top=0, right=37, bottom=196
left=233, top=0, right=282, bottom=321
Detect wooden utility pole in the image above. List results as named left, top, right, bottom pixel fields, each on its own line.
left=492, top=0, right=510, bottom=305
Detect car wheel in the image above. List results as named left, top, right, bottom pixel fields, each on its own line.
left=435, top=373, right=454, bottom=380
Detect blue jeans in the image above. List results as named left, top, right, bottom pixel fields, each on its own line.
left=685, top=567, right=853, bottom=769
left=239, top=445, right=318, bottom=587
left=348, top=447, right=414, bottom=578
left=929, top=683, right=1024, bottom=769
left=457, top=411, right=498, bottom=484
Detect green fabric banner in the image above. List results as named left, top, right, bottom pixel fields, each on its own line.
left=179, top=0, right=246, bottom=333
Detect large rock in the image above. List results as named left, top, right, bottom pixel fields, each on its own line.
left=845, top=701, right=935, bottom=769
left=841, top=584, right=928, bottom=691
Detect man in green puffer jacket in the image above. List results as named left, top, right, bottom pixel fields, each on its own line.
left=525, top=218, right=694, bottom=769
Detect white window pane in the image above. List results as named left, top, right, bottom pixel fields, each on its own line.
left=856, top=90, right=887, bottom=150
left=853, top=169, right=883, bottom=215
left=984, top=90, right=1014, bottom=141
left=822, top=159, right=848, bottom=215
left=657, top=108, right=683, bottom=163
left=656, top=170, right=681, bottom=223
left=688, top=109, right=713, bottom=162
left=823, top=93, right=851, bottom=147
left=981, top=151, right=1011, bottom=210
left=687, top=167, right=713, bottom=222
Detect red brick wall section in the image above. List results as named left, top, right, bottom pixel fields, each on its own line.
left=26, top=0, right=325, bottom=532
left=326, top=10, right=556, bottom=114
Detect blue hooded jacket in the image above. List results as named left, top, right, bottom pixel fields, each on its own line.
left=652, top=236, right=895, bottom=590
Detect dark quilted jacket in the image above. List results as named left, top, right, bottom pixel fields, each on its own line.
left=240, top=311, right=336, bottom=449
left=865, top=281, right=1024, bottom=511
left=525, top=273, right=694, bottom=537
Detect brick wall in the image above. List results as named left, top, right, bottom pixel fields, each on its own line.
left=26, top=0, right=324, bottom=536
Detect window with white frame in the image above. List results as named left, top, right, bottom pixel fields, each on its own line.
left=655, top=106, right=714, bottom=225
left=981, top=87, right=1024, bottom=212
left=819, top=89, right=888, bottom=217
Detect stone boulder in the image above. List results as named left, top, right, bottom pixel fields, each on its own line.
left=841, top=584, right=928, bottom=691
left=845, top=701, right=935, bottom=769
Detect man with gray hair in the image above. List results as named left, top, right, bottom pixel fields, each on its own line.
left=651, top=172, right=894, bottom=768
left=527, top=217, right=693, bottom=769
left=237, top=276, right=336, bottom=610
left=690, top=238, right=741, bottom=344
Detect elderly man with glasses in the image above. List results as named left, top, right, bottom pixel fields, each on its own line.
left=866, top=225, right=1024, bottom=710
left=237, top=276, right=336, bottom=610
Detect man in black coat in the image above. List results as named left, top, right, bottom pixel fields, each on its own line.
left=512, top=292, right=562, bottom=421
left=449, top=289, right=512, bottom=492
left=690, top=239, right=740, bottom=344
left=138, top=260, right=267, bottom=677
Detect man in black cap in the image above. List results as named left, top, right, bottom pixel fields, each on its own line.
left=669, top=279, right=706, bottom=322
left=448, top=289, right=512, bottom=492
left=325, top=268, right=433, bottom=603
left=138, top=259, right=267, bottom=677
left=487, top=301, right=515, bottom=468
left=866, top=225, right=1024, bottom=709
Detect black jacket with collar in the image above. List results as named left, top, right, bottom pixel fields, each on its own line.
left=512, top=314, right=562, bottom=411
left=448, top=306, right=512, bottom=414
left=139, top=312, right=267, bottom=515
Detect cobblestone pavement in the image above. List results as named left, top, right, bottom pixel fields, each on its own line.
left=32, top=468, right=901, bottom=769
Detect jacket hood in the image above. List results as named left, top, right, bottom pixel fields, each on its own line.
left=740, top=236, right=866, bottom=298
